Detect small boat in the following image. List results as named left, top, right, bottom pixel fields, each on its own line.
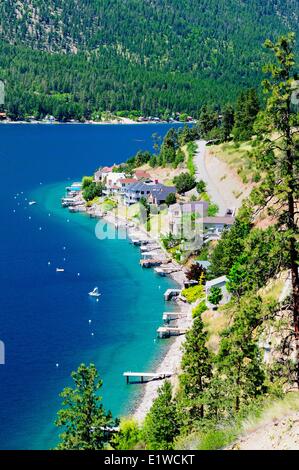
left=29, top=201, right=37, bottom=206
left=89, top=287, right=101, bottom=297
left=56, top=268, right=65, bottom=272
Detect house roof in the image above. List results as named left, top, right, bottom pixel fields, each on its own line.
left=150, top=186, right=176, bottom=202
left=206, top=275, right=228, bottom=288
left=126, top=181, right=162, bottom=192
left=169, top=201, right=209, bottom=214
left=120, top=178, right=137, bottom=184
left=101, top=166, right=114, bottom=173
left=196, top=260, right=211, bottom=269
left=203, top=216, right=235, bottom=225
left=134, top=170, right=152, bottom=179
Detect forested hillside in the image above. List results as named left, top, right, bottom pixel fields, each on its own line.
left=0, top=0, right=299, bottom=119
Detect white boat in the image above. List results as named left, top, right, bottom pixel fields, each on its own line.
left=29, top=201, right=37, bottom=206
left=56, top=268, right=65, bottom=272
left=89, top=287, right=101, bottom=297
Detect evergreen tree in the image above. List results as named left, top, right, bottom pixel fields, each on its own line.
left=216, top=295, right=266, bottom=412
left=55, top=364, right=113, bottom=450
left=221, top=105, right=235, bottom=141
left=208, top=286, right=223, bottom=306
left=179, top=316, right=212, bottom=420
left=250, top=33, right=299, bottom=384
left=233, top=88, right=260, bottom=141
left=198, top=105, right=218, bottom=138
left=142, top=381, right=179, bottom=450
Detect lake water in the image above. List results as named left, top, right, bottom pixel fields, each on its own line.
left=0, top=123, right=182, bottom=449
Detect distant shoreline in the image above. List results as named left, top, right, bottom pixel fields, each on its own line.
left=0, top=119, right=196, bottom=126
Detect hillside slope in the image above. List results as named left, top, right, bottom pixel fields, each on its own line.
left=0, top=1, right=299, bottom=118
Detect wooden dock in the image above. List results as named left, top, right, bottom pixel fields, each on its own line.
left=157, top=326, right=188, bottom=338
left=123, top=371, right=172, bottom=384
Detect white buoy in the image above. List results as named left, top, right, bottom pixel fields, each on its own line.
left=96, top=298, right=99, bottom=302
left=88, top=319, right=92, bottom=324
left=28, top=216, right=31, bottom=220
left=48, top=261, right=51, bottom=265
left=67, top=219, right=70, bottom=223
left=13, top=209, right=16, bottom=213
left=91, top=332, right=94, bottom=336
left=39, top=227, right=42, bottom=231
left=56, top=363, right=59, bottom=367
left=63, top=246, right=66, bottom=250
left=77, top=273, right=80, bottom=276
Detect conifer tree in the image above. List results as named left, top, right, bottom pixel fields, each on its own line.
left=179, top=316, right=212, bottom=420
left=251, top=33, right=299, bottom=384
left=216, top=295, right=266, bottom=411
left=55, top=364, right=113, bottom=450
left=142, top=381, right=179, bottom=450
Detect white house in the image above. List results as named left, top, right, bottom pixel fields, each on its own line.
left=205, top=275, right=231, bottom=306
left=201, top=216, right=235, bottom=233
left=169, top=201, right=209, bottom=238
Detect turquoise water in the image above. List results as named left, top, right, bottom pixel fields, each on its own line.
left=0, top=124, right=181, bottom=449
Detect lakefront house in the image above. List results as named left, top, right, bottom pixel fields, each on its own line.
left=169, top=201, right=209, bottom=237
left=123, top=181, right=176, bottom=206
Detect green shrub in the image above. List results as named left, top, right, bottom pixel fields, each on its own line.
left=192, top=301, right=208, bottom=318
left=181, top=285, right=205, bottom=304
left=198, top=428, right=236, bottom=450
left=207, top=203, right=219, bottom=216
left=112, top=418, right=142, bottom=450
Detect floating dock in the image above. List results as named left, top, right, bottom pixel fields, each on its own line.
left=123, top=371, right=172, bottom=384
left=163, top=289, right=181, bottom=301
left=157, top=326, right=188, bottom=338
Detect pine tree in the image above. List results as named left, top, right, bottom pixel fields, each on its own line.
left=251, top=33, right=299, bottom=385
left=179, top=316, right=212, bottom=420
left=216, top=295, right=266, bottom=411
left=233, top=88, right=260, bottom=141
left=55, top=364, right=113, bottom=450
left=221, top=105, right=235, bottom=141
left=142, top=381, right=179, bottom=450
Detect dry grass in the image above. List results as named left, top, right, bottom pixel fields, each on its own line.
left=258, top=271, right=288, bottom=302
left=138, top=163, right=186, bottom=186
left=208, top=141, right=258, bottom=184
left=202, top=304, right=234, bottom=353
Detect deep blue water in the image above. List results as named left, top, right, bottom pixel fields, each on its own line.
left=0, top=123, right=182, bottom=450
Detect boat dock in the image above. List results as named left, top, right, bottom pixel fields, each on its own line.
left=123, top=371, right=172, bottom=384
left=140, top=258, right=164, bottom=268
left=164, top=289, right=181, bottom=301
left=162, top=311, right=187, bottom=322
left=157, top=326, right=188, bottom=338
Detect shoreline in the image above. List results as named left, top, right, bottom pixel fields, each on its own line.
left=0, top=120, right=195, bottom=126
left=92, top=209, right=192, bottom=423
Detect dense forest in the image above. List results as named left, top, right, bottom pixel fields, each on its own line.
left=0, top=0, right=299, bottom=120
